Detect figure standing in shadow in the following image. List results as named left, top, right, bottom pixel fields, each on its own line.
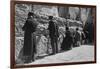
left=73, top=27, right=81, bottom=47
left=22, top=12, right=37, bottom=63
left=61, top=26, right=73, bottom=51
left=48, top=16, right=59, bottom=55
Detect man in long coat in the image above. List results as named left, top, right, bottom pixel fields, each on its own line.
left=48, top=16, right=59, bottom=54
left=74, top=27, right=81, bottom=47
left=22, top=12, right=37, bottom=63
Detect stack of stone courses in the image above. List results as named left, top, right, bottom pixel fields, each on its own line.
left=15, top=4, right=93, bottom=62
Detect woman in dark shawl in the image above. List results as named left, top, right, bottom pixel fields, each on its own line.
left=61, top=27, right=73, bottom=51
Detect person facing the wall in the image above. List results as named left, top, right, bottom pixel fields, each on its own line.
left=61, top=26, right=73, bottom=51
left=22, top=12, right=37, bottom=63
left=48, top=16, right=59, bottom=55
left=73, top=27, right=81, bottom=47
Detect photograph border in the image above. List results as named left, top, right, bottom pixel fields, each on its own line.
left=10, top=0, right=96, bottom=68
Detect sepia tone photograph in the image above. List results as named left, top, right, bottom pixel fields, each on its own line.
left=10, top=1, right=96, bottom=68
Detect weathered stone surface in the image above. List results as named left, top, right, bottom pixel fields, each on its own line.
left=15, top=4, right=93, bottom=64
left=15, top=4, right=66, bottom=62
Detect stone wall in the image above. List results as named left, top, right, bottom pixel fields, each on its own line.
left=15, top=4, right=93, bottom=63
left=15, top=4, right=66, bottom=62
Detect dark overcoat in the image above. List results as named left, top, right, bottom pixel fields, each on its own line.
left=61, top=30, right=72, bottom=50
left=48, top=20, right=59, bottom=53
left=48, top=20, right=56, bottom=38
left=22, top=18, right=36, bottom=56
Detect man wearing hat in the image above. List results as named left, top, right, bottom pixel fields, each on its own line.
left=48, top=16, right=58, bottom=54
left=22, top=12, right=37, bottom=63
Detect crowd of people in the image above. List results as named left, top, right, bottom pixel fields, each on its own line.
left=21, top=12, right=91, bottom=63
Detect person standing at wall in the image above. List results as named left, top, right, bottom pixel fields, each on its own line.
left=61, top=27, right=73, bottom=51
left=73, top=27, right=81, bottom=47
left=22, top=12, right=37, bottom=63
left=48, top=16, right=58, bottom=55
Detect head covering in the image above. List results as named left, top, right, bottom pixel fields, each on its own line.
left=28, top=12, right=34, bottom=17
left=66, top=26, right=69, bottom=30
left=76, top=27, right=79, bottom=31
left=49, top=16, right=53, bottom=20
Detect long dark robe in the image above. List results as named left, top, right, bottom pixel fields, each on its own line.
left=61, top=30, right=72, bottom=50
left=48, top=21, right=56, bottom=38
left=22, top=19, right=36, bottom=56
left=48, top=20, right=57, bottom=54
left=74, top=31, right=81, bottom=47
